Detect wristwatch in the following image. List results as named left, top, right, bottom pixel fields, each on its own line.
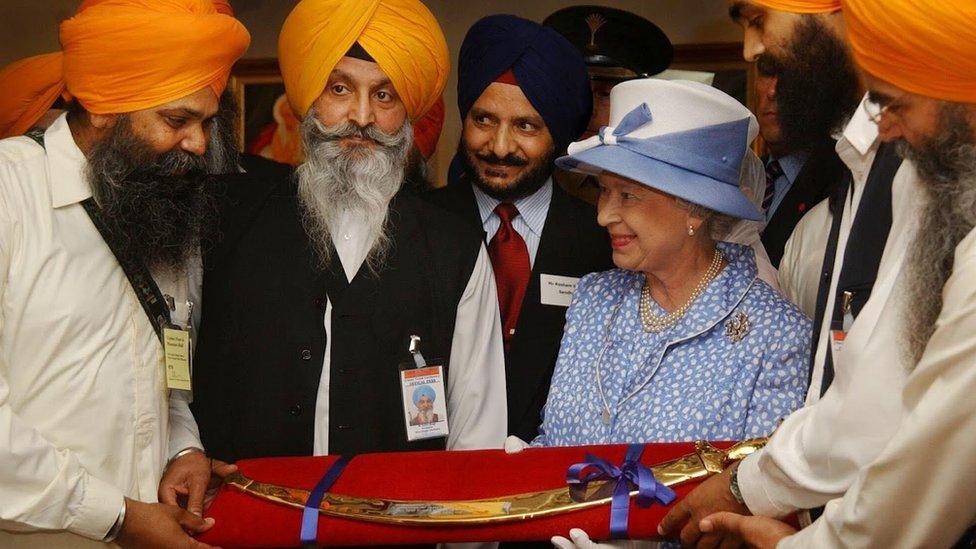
left=729, top=462, right=746, bottom=505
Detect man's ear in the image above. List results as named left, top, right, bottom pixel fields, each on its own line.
left=88, top=112, right=121, bottom=130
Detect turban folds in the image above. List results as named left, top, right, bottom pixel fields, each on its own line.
left=212, top=0, right=235, bottom=16
left=842, top=0, right=976, bottom=103
left=278, top=0, right=449, bottom=122
left=750, top=0, right=841, bottom=13
left=457, top=14, right=592, bottom=156
left=0, top=0, right=250, bottom=138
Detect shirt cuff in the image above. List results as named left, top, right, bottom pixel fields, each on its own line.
left=737, top=451, right=793, bottom=518
left=67, top=473, right=125, bottom=541
left=168, top=430, right=205, bottom=461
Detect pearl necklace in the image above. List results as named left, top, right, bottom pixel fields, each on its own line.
left=639, top=249, right=724, bottom=333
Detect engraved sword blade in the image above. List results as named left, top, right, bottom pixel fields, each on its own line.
left=223, top=438, right=766, bottom=526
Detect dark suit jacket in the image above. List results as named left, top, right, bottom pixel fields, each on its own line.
left=427, top=181, right=613, bottom=441
left=761, top=140, right=849, bottom=268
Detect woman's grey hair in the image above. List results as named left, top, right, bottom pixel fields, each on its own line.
left=674, top=198, right=736, bottom=239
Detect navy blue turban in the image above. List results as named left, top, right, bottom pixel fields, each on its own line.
left=457, top=14, right=592, bottom=157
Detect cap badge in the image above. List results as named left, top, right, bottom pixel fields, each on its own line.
left=585, top=13, right=607, bottom=47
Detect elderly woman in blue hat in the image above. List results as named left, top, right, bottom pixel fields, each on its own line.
left=527, top=79, right=810, bottom=450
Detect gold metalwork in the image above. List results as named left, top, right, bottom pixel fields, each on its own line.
left=223, top=438, right=767, bottom=526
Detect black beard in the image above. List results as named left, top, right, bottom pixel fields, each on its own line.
left=85, top=117, right=221, bottom=272
left=458, top=140, right=555, bottom=201
left=757, top=17, right=861, bottom=150
left=899, top=103, right=976, bottom=364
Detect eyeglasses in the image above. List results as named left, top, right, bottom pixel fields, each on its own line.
left=864, top=93, right=906, bottom=125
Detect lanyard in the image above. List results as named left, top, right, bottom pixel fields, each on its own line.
left=80, top=198, right=174, bottom=344
left=25, top=129, right=173, bottom=345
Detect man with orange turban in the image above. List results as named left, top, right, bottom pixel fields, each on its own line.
left=0, top=1, right=249, bottom=547
left=190, top=0, right=506, bottom=469
left=689, top=1, right=976, bottom=547
left=658, top=0, right=923, bottom=546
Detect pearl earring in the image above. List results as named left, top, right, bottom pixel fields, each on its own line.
left=687, top=225, right=695, bottom=236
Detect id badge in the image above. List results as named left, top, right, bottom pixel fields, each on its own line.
left=400, top=365, right=449, bottom=441
left=163, top=327, right=193, bottom=391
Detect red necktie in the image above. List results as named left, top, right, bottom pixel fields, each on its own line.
left=488, top=203, right=531, bottom=349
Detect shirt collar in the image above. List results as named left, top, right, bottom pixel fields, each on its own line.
left=772, top=150, right=809, bottom=184
left=471, top=177, right=553, bottom=238
left=839, top=94, right=880, bottom=157
left=45, top=113, right=92, bottom=209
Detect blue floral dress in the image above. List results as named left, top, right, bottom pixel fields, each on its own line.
left=533, top=242, right=810, bottom=446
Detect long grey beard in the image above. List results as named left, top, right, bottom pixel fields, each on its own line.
left=296, top=112, right=412, bottom=276
left=900, top=103, right=976, bottom=365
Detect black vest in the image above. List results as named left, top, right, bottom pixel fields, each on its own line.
left=428, top=181, right=613, bottom=441
left=192, top=156, right=483, bottom=461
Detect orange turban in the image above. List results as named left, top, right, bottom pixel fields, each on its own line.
left=278, top=0, right=449, bottom=122
left=212, top=0, right=235, bottom=16
left=843, top=0, right=976, bottom=103
left=0, top=0, right=250, bottom=138
left=750, top=0, right=841, bottom=13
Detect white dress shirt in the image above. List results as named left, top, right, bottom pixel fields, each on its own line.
left=311, top=206, right=507, bottom=454
left=0, top=114, right=203, bottom=548
left=471, top=179, right=553, bottom=267
left=780, top=227, right=976, bottom=548
left=738, top=97, right=925, bottom=517
left=778, top=200, right=831, bottom=318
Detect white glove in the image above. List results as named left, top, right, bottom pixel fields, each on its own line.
left=503, top=435, right=530, bottom=454
left=551, top=528, right=658, bottom=549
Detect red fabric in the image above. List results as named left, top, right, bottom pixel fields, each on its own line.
left=495, top=68, right=519, bottom=86
left=488, top=203, right=531, bottom=349
left=200, top=442, right=735, bottom=547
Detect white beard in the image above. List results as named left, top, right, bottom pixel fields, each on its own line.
left=296, top=111, right=413, bottom=275
left=414, top=409, right=435, bottom=423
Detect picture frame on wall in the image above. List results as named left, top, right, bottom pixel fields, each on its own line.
left=228, top=58, right=303, bottom=166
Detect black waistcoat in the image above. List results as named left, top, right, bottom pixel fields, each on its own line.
left=427, top=181, right=613, bottom=441
left=192, top=156, right=483, bottom=461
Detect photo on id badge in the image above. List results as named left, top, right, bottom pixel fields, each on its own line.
left=401, top=367, right=449, bottom=441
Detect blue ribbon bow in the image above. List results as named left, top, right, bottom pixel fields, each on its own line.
left=565, top=444, right=676, bottom=539
left=598, top=103, right=653, bottom=146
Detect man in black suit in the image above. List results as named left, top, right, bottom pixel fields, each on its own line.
left=755, top=61, right=849, bottom=268
left=429, top=15, right=612, bottom=443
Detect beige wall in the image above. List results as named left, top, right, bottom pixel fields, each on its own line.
left=0, top=0, right=741, bottom=181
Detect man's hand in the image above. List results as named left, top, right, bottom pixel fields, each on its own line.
left=657, top=464, right=750, bottom=547
left=698, top=512, right=796, bottom=549
left=160, top=450, right=238, bottom=516
left=116, top=498, right=220, bottom=549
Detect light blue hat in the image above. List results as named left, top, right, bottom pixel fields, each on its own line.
left=412, top=385, right=436, bottom=407
left=555, top=79, right=761, bottom=221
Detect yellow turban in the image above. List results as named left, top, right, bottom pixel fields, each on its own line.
left=0, top=0, right=250, bottom=139
left=750, top=0, right=841, bottom=13
left=278, top=0, right=449, bottom=122
left=843, top=0, right=976, bottom=103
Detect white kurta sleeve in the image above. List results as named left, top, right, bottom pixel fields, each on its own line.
left=779, top=231, right=976, bottom=548
left=0, top=174, right=122, bottom=540
left=445, top=245, right=507, bottom=451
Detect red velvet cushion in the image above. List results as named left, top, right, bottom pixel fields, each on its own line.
left=201, top=442, right=732, bottom=547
